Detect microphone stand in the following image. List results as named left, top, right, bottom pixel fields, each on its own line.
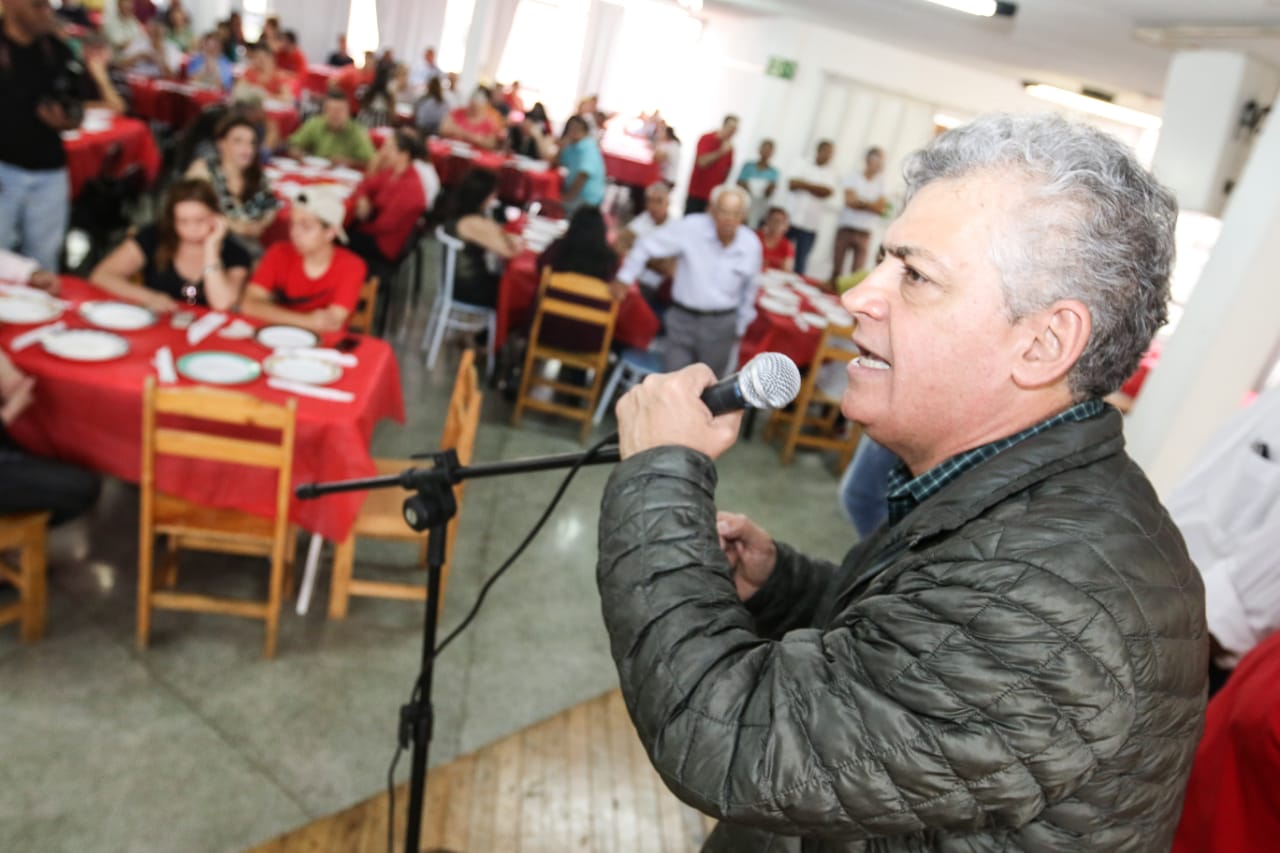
left=296, top=443, right=619, bottom=853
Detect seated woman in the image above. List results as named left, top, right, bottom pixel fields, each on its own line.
left=757, top=205, right=796, bottom=273
left=90, top=179, right=250, bottom=313
left=533, top=205, right=619, bottom=353
left=440, top=87, right=503, bottom=151
left=413, top=76, right=449, bottom=138
left=185, top=114, right=279, bottom=247
left=240, top=187, right=367, bottom=334
left=442, top=169, right=521, bottom=308
left=507, top=103, right=554, bottom=161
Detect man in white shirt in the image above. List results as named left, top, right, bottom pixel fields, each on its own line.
left=1166, top=387, right=1280, bottom=691
left=784, top=139, right=838, bottom=275
left=617, top=182, right=673, bottom=293
left=614, top=185, right=762, bottom=376
left=408, top=47, right=443, bottom=93
left=832, top=146, right=888, bottom=285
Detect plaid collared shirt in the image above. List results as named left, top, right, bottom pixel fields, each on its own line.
left=885, top=399, right=1106, bottom=527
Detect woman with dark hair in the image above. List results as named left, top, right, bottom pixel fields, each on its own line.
left=357, top=61, right=400, bottom=128
left=185, top=114, right=279, bottom=246
left=508, top=102, right=553, bottom=160
left=442, top=169, right=521, bottom=307
left=90, top=179, right=250, bottom=312
left=532, top=206, right=619, bottom=353
left=414, top=76, right=449, bottom=137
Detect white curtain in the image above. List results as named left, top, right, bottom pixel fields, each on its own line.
left=577, top=0, right=624, bottom=102
left=271, top=0, right=352, bottom=62
left=374, top=0, right=449, bottom=69
left=479, top=0, right=522, bottom=81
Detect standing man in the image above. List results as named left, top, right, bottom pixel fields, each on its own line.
left=685, top=115, right=738, bottom=216
left=614, top=185, right=761, bottom=376
left=598, top=113, right=1206, bottom=851
left=736, top=138, right=779, bottom=227
left=0, top=0, right=93, bottom=271
left=409, top=46, right=443, bottom=92
left=783, top=139, right=838, bottom=275
left=832, top=146, right=888, bottom=285
left=558, top=115, right=606, bottom=213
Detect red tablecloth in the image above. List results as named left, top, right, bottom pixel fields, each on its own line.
left=129, top=77, right=301, bottom=137
left=1, top=278, right=405, bottom=541
left=415, top=137, right=561, bottom=207
left=738, top=281, right=842, bottom=369
left=494, top=252, right=659, bottom=352
left=63, top=117, right=162, bottom=199
left=602, top=150, right=660, bottom=187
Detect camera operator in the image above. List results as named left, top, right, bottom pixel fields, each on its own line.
left=0, top=0, right=97, bottom=270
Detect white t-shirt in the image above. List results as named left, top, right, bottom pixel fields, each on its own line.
left=785, top=159, right=839, bottom=232
left=837, top=171, right=887, bottom=232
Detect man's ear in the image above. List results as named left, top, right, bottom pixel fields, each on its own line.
left=1011, top=299, right=1091, bottom=390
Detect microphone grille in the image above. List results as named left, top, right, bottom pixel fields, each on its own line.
left=739, top=352, right=802, bottom=409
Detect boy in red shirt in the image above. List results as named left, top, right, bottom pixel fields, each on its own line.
left=684, top=115, right=737, bottom=215
left=242, top=187, right=366, bottom=334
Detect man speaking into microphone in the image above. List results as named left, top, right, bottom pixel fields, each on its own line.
left=596, top=114, right=1207, bottom=852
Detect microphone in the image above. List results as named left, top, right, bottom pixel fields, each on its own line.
left=700, top=352, right=802, bottom=415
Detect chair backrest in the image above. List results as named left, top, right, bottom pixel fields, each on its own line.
left=434, top=225, right=463, bottom=303
left=439, top=349, right=483, bottom=568
left=347, top=276, right=379, bottom=335
left=534, top=268, right=620, bottom=341
left=140, top=378, right=298, bottom=542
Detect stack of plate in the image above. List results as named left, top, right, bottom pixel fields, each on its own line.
left=0, top=290, right=62, bottom=325
left=79, top=301, right=156, bottom=331
left=42, top=329, right=129, bottom=361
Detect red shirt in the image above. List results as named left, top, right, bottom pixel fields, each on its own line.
left=687, top=131, right=733, bottom=201
left=251, top=242, right=366, bottom=313
left=446, top=107, right=501, bottom=142
left=349, top=165, right=430, bottom=260
left=1173, top=630, right=1280, bottom=853
left=275, top=47, right=307, bottom=76
left=757, top=230, right=795, bottom=271
left=241, top=67, right=296, bottom=100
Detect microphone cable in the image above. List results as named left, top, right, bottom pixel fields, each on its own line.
left=385, top=431, right=619, bottom=853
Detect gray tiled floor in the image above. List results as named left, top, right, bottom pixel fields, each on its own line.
left=0, top=248, right=857, bottom=852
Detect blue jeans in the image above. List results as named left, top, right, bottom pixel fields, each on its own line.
left=838, top=434, right=899, bottom=537
left=0, top=161, right=70, bottom=271
left=787, top=226, right=817, bottom=275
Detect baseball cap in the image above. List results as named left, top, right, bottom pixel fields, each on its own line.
left=293, top=187, right=348, bottom=243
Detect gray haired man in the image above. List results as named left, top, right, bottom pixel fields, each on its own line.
left=613, top=184, right=761, bottom=376
left=598, top=114, right=1207, bottom=851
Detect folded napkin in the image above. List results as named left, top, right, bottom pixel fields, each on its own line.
left=272, top=346, right=358, bottom=367
left=187, top=311, right=228, bottom=346
left=152, top=346, right=177, bottom=384
left=267, top=378, right=355, bottom=402
left=9, top=320, right=65, bottom=351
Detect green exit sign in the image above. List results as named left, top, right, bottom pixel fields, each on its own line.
left=766, top=56, right=797, bottom=80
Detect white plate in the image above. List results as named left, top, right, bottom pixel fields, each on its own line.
left=263, top=354, right=343, bottom=385
left=0, top=293, right=61, bottom=324
left=798, top=311, right=829, bottom=329
left=758, top=296, right=799, bottom=317
left=761, top=285, right=800, bottom=303
left=176, top=351, right=262, bottom=385
left=41, top=329, right=129, bottom=361
left=79, top=301, right=156, bottom=331
left=302, top=156, right=330, bottom=168
left=271, top=157, right=299, bottom=169
left=256, top=325, right=319, bottom=349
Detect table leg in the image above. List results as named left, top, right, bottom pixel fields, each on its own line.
left=295, top=533, right=325, bottom=615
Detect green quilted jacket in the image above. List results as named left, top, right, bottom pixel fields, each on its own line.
left=597, top=409, right=1207, bottom=851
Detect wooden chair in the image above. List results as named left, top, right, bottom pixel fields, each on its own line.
left=0, top=512, right=51, bottom=643
left=328, top=349, right=483, bottom=619
left=138, top=378, right=298, bottom=658
left=512, top=268, right=619, bottom=443
left=765, top=325, right=862, bottom=470
left=346, top=275, right=380, bottom=335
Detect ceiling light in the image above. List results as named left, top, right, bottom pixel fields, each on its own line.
left=918, top=0, right=1017, bottom=17
left=1023, top=83, right=1163, bottom=130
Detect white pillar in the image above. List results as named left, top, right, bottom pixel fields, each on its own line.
left=1126, top=88, right=1280, bottom=494
left=459, top=0, right=493, bottom=96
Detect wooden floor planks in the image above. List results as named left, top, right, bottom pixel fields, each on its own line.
left=248, top=689, right=715, bottom=853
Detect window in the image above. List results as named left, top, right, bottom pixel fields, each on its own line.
left=346, top=0, right=381, bottom=65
